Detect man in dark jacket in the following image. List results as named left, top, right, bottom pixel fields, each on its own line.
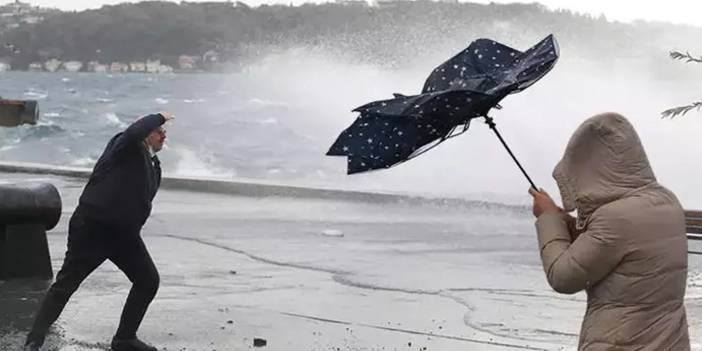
left=25, top=112, right=173, bottom=351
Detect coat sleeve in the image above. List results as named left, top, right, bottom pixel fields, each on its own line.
left=110, top=113, right=166, bottom=156
left=535, top=209, right=626, bottom=294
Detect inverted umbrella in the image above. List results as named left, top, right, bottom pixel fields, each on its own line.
left=327, top=34, right=559, bottom=189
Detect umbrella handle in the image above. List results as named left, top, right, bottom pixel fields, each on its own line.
left=484, top=116, right=538, bottom=190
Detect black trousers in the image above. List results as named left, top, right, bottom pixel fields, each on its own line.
left=26, top=209, right=159, bottom=345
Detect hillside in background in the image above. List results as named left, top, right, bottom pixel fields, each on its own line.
left=0, top=0, right=700, bottom=71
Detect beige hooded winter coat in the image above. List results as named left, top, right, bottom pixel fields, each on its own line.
left=535, top=112, right=689, bottom=350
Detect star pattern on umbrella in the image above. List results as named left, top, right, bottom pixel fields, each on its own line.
left=328, top=35, right=559, bottom=174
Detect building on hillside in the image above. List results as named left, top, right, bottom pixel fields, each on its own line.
left=28, top=62, right=42, bottom=71
left=110, top=62, right=129, bottom=73
left=43, top=58, right=61, bottom=72
left=130, top=61, right=146, bottom=72
left=146, top=60, right=161, bottom=73
left=63, top=61, right=83, bottom=72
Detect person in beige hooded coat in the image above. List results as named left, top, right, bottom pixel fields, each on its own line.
left=529, top=112, right=689, bottom=350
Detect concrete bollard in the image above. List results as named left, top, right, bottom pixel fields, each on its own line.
left=0, top=183, right=61, bottom=280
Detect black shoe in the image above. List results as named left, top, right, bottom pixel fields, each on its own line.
left=23, top=341, right=41, bottom=351
left=110, top=338, right=157, bottom=351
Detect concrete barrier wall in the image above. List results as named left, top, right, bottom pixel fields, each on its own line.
left=0, top=161, right=527, bottom=212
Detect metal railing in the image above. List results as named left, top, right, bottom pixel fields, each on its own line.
left=687, top=210, right=702, bottom=240
left=686, top=211, right=702, bottom=255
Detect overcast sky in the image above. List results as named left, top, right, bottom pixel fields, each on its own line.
left=2, top=0, right=702, bottom=26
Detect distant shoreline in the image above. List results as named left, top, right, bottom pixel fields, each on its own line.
left=2, top=0, right=701, bottom=73
left=0, top=69, right=234, bottom=75
left=0, top=69, right=210, bottom=74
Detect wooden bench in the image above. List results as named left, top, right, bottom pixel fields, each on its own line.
left=686, top=210, right=702, bottom=240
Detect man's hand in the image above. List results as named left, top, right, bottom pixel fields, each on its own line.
left=159, top=111, right=175, bottom=121
left=528, top=188, right=561, bottom=218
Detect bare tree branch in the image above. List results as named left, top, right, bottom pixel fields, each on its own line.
left=662, top=51, right=702, bottom=117
left=669, top=51, right=702, bottom=63
left=661, top=101, right=702, bottom=118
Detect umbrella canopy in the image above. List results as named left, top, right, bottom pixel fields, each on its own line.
left=328, top=34, right=559, bottom=175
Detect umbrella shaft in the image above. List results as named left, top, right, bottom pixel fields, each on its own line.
left=484, top=117, right=538, bottom=190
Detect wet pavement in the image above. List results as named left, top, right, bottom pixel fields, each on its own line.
left=1, top=172, right=701, bottom=350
